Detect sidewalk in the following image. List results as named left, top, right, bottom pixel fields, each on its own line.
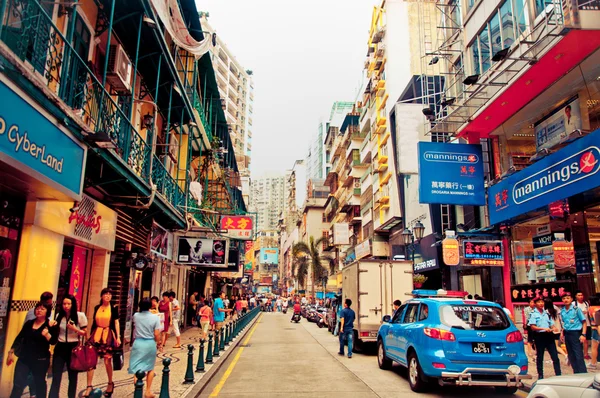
left=521, top=349, right=599, bottom=390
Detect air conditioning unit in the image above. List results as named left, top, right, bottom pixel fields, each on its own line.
left=106, top=44, right=132, bottom=92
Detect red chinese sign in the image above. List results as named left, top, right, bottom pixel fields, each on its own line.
left=462, top=240, right=504, bottom=266
left=220, top=215, right=254, bottom=240
left=511, top=282, right=575, bottom=303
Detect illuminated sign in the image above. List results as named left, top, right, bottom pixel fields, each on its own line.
left=442, top=236, right=460, bottom=266
left=462, top=240, right=504, bottom=266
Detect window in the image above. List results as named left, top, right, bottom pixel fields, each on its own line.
left=449, top=0, right=462, bottom=28
left=402, top=304, right=420, bottom=324
left=489, top=13, right=501, bottom=61
left=514, top=0, right=527, bottom=35
left=500, top=1, right=515, bottom=48
left=471, top=40, right=480, bottom=75
left=418, top=304, right=429, bottom=321
left=466, top=0, right=478, bottom=13
left=439, top=304, right=510, bottom=330
left=392, top=304, right=406, bottom=323
left=534, top=0, right=552, bottom=17
left=479, top=25, right=490, bottom=73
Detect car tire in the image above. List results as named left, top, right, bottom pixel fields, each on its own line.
left=407, top=352, right=427, bottom=392
left=352, top=330, right=363, bottom=353
left=494, top=387, right=518, bottom=395
left=377, top=340, right=393, bottom=370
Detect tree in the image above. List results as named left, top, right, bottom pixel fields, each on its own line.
left=292, top=236, right=334, bottom=296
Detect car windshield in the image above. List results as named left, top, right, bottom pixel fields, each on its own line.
left=439, top=304, right=510, bottom=330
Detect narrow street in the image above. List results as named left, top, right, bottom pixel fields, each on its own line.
left=199, top=312, right=525, bottom=398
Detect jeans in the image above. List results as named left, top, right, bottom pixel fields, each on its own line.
left=564, top=330, right=587, bottom=373
left=339, top=329, right=353, bottom=356
left=49, top=342, right=78, bottom=398
left=534, top=332, right=561, bottom=379
left=10, top=358, right=49, bottom=398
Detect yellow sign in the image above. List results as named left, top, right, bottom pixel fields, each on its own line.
left=442, top=237, right=460, bottom=266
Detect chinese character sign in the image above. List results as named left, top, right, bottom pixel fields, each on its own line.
left=220, top=215, right=254, bottom=240
left=418, top=142, right=485, bottom=206
left=511, top=281, right=575, bottom=303
left=462, top=240, right=504, bottom=266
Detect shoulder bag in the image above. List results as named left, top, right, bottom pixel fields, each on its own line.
left=70, top=338, right=98, bottom=372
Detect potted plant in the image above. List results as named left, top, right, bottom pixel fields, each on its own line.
left=413, top=274, right=428, bottom=288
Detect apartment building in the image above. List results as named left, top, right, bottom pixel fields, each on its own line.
left=201, top=16, right=254, bottom=206
left=250, top=174, right=286, bottom=231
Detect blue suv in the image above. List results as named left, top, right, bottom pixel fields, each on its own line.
left=377, top=290, right=531, bottom=393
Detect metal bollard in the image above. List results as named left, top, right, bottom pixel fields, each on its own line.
left=90, top=388, right=104, bottom=398
left=219, top=326, right=226, bottom=351
left=183, top=344, right=195, bottom=384
left=159, top=358, right=171, bottom=398
left=224, top=322, right=230, bottom=346
left=196, top=339, right=205, bottom=372
left=206, top=333, right=214, bottom=363
left=134, top=370, right=145, bottom=398
left=213, top=329, right=220, bottom=357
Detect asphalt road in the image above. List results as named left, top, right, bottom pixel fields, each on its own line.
left=198, top=312, right=525, bottom=397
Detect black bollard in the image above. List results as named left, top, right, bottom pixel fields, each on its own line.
left=213, top=329, right=220, bottom=357
left=224, top=322, right=230, bottom=346
left=206, top=333, right=214, bottom=363
left=219, top=326, right=226, bottom=351
left=196, top=339, right=205, bottom=372
left=134, top=370, right=145, bottom=398
left=183, top=344, right=195, bottom=384
left=159, top=358, right=171, bottom=398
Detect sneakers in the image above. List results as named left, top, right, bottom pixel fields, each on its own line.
left=348, top=355, right=352, bottom=358
left=588, top=363, right=597, bottom=370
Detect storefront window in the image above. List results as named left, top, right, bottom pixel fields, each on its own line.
left=500, top=1, right=515, bottom=47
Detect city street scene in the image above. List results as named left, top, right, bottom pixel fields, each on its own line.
left=0, top=0, right=600, bottom=397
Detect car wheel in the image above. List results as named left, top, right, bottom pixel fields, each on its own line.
left=494, top=387, right=518, bottom=395
left=377, top=340, right=392, bottom=370
left=407, top=352, right=427, bottom=392
left=352, top=330, right=363, bottom=353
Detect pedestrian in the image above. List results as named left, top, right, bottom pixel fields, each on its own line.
left=543, top=298, right=569, bottom=364
left=129, top=298, right=161, bottom=398
left=49, top=294, right=88, bottom=398
left=392, top=300, right=402, bottom=318
left=158, top=292, right=172, bottom=349
left=589, top=306, right=600, bottom=370
left=528, top=296, right=561, bottom=379
left=198, top=299, right=212, bottom=340
left=276, top=297, right=282, bottom=312
left=168, top=292, right=182, bottom=348
left=241, top=296, right=249, bottom=314
left=235, top=297, right=243, bottom=317
left=6, top=301, right=57, bottom=398
left=85, top=288, right=121, bottom=397
left=188, top=291, right=198, bottom=326
left=249, top=295, right=256, bottom=309
left=560, top=292, right=588, bottom=373
left=213, top=291, right=232, bottom=332
left=574, top=290, right=592, bottom=359
left=281, top=297, right=288, bottom=313
left=524, top=298, right=536, bottom=360
left=338, top=299, right=356, bottom=358
left=223, top=295, right=230, bottom=312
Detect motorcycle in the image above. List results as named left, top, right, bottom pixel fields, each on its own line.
left=291, top=313, right=301, bottom=323
left=282, top=306, right=288, bottom=314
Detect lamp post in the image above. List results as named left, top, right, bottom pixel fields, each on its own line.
left=402, top=221, right=425, bottom=265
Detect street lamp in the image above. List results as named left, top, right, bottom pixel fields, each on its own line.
left=402, top=221, right=425, bottom=264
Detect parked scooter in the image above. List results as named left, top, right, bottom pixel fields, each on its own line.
left=291, top=313, right=301, bottom=323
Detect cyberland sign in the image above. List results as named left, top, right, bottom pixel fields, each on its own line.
left=488, top=129, right=600, bottom=225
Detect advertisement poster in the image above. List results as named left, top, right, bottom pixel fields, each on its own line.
left=535, top=97, right=581, bottom=151
left=150, top=222, right=169, bottom=258
left=177, top=237, right=228, bottom=266
left=533, top=233, right=556, bottom=282
left=260, top=248, right=279, bottom=265
left=418, top=142, right=485, bottom=205
left=69, top=247, right=86, bottom=305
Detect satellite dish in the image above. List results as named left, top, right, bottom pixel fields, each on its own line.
left=189, top=181, right=203, bottom=202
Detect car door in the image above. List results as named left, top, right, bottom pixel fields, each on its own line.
left=386, top=304, right=406, bottom=360
left=396, top=303, right=420, bottom=365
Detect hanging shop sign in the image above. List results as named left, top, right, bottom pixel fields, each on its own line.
left=549, top=199, right=570, bottom=219
left=0, top=80, right=86, bottom=198
left=220, top=215, right=254, bottom=240
left=30, top=195, right=117, bottom=251
left=417, top=142, right=485, bottom=205
left=488, top=128, right=600, bottom=225
left=552, top=235, right=575, bottom=268
left=535, top=96, right=582, bottom=152
left=442, top=233, right=460, bottom=266
left=462, top=240, right=504, bottom=266
left=412, top=234, right=440, bottom=272
left=176, top=237, right=228, bottom=266
left=511, top=281, right=576, bottom=303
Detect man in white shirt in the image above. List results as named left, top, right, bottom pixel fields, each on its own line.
left=169, top=292, right=182, bottom=348
left=249, top=296, right=256, bottom=309
left=575, top=290, right=592, bottom=359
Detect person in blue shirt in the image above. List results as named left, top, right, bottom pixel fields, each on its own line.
left=338, top=299, right=356, bottom=359
left=528, top=296, right=561, bottom=379
left=213, top=291, right=232, bottom=333
left=560, top=292, right=587, bottom=373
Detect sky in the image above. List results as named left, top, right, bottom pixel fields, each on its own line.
left=196, top=0, right=377, bottom=177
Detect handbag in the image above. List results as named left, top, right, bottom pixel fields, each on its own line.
left=70, top=339, right=98, bottom=372
left=112, top=348, right=124, bottom=371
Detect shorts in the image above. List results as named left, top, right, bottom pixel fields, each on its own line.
left=586, top=327, right=592, bottom=341
left=592, top=329, right=599, bottom=342
left=214, top=321, right=223, bottom=332
left=200, top=320, right=210, bottom=335
left=170, top=318, right=181, bottom=337
left=554, top=333, right=561, bottom=341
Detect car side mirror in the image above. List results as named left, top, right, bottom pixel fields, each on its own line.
left=382, top=315, right=391, bottom=323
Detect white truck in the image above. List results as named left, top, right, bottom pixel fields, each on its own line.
left=341, top=260, right=413, bottom=351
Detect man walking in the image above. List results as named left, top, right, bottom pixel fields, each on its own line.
left=338, top=299, right=356, bottom=359
left=528, top=296, right=561, bottom=379
left=560, top=292, right=588, bottom=373
left=575, top=290, right=592, bottom=359
left=169, top=292, right=182, bottom=348
left=213, top=291, right=232, bottom=332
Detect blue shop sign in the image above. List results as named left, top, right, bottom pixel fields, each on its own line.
left=488, top=128, right=600, bottom=225
left=0, top=81, right=85, bottom=197
left=418, top=142, right=485, bottom=205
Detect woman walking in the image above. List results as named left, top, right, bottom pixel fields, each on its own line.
left=85, top=288, right=121, bottom=397
left=197, top=299, right=213, bottom=340
left=129, top=298, right=161, bottom=397
left=158, top=292, right=172, bottom=348
left=6, top=302, right=57, bottom=398
left=49, top=294, right=88, bottom=398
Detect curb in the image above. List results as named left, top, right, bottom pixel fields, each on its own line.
left=183, top=313, right=261, bottom=398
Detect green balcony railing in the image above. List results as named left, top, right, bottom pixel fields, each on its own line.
left=151, top=156, right=186, bottom=212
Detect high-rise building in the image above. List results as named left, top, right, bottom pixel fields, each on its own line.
left=249, top=174, right=286, bottom=231
left=201, top=16, right=254, bottom=206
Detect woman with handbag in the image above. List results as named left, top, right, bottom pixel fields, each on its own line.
left=84, top=288, right=121, bottom=398
left=129, top=298, right=162, bottom=397
left=6, top=301, right=57, bottom=398
left=158, top=292, right=172, bottom=348
left=49, top=294, right=88, bottom=398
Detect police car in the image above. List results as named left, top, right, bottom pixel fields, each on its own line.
left=377, top=289, right=531, bottom=393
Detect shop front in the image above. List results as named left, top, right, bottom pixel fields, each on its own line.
left=488, top=128, right=600, bottom=317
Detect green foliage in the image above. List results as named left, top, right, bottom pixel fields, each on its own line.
left=291, top=236, right=334, bottom=290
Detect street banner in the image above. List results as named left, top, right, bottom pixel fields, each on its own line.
left=418, top=142, right=485, bottom=205
left=176, top=237, right=228, bottom=266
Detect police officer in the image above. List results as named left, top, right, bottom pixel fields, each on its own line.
left=528, top=296, right=561, bottom=379
left=560, top=292, right=587, bottom=373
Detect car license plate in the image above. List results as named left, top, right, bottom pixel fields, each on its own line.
left=472, top=342, right=491, bottom=354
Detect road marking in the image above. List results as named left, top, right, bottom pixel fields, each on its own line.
left=208, top=314, right=262, bottom=397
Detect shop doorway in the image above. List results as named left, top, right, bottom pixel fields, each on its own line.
left=57, top=243, right=92, bottom=311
